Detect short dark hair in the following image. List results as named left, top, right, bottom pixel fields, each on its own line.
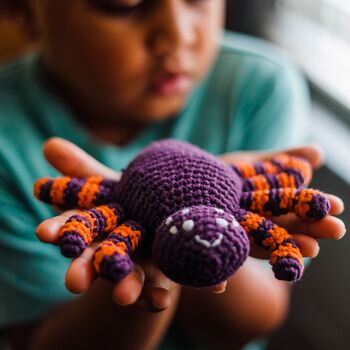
left=1, top=0, right=27, bottom=15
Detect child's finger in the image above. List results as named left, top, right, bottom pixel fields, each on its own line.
left=138, top=262, right=175, bottom=311
left=272, top=214, right=346, bottom=240
left=220, top=144, right=324, bottom=169
left=36, top=210, right=80, bottom=243
left=43, top=137, right=121, bottom=180
left=112, top=265, right=145, bottom=306
left=250, top=234, right=319, bottom=259
left=291, top=234, right=320, bottom=258
left=281, top=144, right=324, bottom=169
left=137, top=287, right=172, bottom=312
left=325, top=193, right=344, bottom=215
left=65, top=244, right=99, bottom=293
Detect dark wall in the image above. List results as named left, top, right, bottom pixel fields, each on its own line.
left=225, top=0, right=276, bottom=36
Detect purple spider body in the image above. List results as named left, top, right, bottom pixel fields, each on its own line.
left=115, top=140, right=249, bottom=286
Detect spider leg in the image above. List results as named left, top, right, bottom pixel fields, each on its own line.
left=242, top=170, right=305, bottom=192
left=231, top=154, right=312, bottom=183
left=240, top=188, right=330, bottom=220
left=234, top=208, right=303, bottom=282
left=58, top=203, right=125, bottom=257
left=34, top=176, right=119, bottom=210
left=93, top=221, right=145, bottom=282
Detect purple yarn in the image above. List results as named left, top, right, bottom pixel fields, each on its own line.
left=113, top=140, right=246, bottom=286
left=153, top=206, right=249, bottom=287
left=263, top=189, right=288, bottom=216
left=39, top=179, right=54, bottom=204
left=272, top=257, right=303, bottom=282
left=108, top=234, right=133, bottom=255
left=94, top=179, right=118, bottom=205
left=306, top=193, right=331, bottom=220
left=117, top=140, right=243, bottom=232
left=63, top=178, right=86, bottom=209
left=247, top=218, right=274, bottom=247
left=88, top=208, right=106, bottom=235
left=66, top=214, right=92, bottom=229
left=59, top=232, right=87, bottom=258
left=99, top=253, right=133, bottom=282
left=284, top=169, right=305, bottom=188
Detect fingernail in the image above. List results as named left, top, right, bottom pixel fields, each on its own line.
left=336, top=220, right=347, bottom=240
left=314, top=243, right=320, bottom=257
left=132, top=270, right=145, bottom=286
left=213, top=282, right=227, bottom=294
left=336, top=197, right=345, bottom=212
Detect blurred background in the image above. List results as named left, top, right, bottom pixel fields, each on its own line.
left=228, top=1, right=350, bottom=349
left=0, top=1, right=349, bottom=349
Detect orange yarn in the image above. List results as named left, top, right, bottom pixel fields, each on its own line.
left=50, top=177, right=71, bottom=206
left=60, top=216, right=94, bottom=244
left=262, top=161, right=278, bottom=175
left=264, top=225, right=290, bottom=250
left=275, top=155, right=311, bottom=184
left=33, top=177, right=50, bottom=199
left=251, top=190, right=270, bottom=214
left=96, top=205, right=119, bottom=232
left=78, top=178, right=102, bottom=209
left=94, top=241, right=127, bottom=274
left=279, top=188, right=296, bottom=211
left=270, top=243, right=303, bottom=266
left=294, top=189, right=315, bottom=218
left=239, top=212, right=264, bottom=243
left=111, top=225, right=142, bottom=251
left=250, top=175, right=270, bottom=191
left=236, top=162, right=256, bottom=178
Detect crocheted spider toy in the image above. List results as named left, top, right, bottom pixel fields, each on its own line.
left=34, top=139, right=330, bottom=287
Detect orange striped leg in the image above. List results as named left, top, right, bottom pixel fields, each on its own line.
left=58, top=203, right=125, bottom=258
left=34, top=176, right=119, bottom=210
left=232, top=154, right=312, bottom=184
left=234, top=209, right=303, bottom=282
left=240, top=188, right=330, bottom=220
left=242, top=170, right=304, bottom=192
left=93, top=221, right=144, bottom=282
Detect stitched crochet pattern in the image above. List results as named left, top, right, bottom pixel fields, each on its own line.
left=34, top=139, right=330, bottom=287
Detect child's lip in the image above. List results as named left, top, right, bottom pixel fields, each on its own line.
left=148, top=72, right=192, bottom=96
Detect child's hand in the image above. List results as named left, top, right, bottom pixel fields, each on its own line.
left=36, top=138, right=226, bottom=312
left=220, top=145, right=346, bottom=260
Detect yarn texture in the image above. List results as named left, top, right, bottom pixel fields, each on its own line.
left=34, top=139, right=330, bottom=286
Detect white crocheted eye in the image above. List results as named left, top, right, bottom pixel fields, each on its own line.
left=216, top=218, right=229, bottom=228
left=214, top=208, right=225, bottom=214
left=182, top=219, right=194, bottom=232
left=182, top=208, right=190, bottom=215
left=165, top=216, right=173, bottom=225
left=231, top=218, right=240, bottom=228
left=169, top=226, right=178, bottom=234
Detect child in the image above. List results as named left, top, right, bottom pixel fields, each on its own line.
left=0, top=1, right=345, bottom=349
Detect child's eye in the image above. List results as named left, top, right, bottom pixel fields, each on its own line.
left=88, top=0, right=145, bottom=16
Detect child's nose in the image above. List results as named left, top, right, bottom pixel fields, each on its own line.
left=147, top=0, right=197, bottom=56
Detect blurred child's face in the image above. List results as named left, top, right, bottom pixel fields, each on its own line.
left=32, top=0, right=225, bottom=123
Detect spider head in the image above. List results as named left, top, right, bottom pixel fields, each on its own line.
left=153, top=206, right=250, bottom=287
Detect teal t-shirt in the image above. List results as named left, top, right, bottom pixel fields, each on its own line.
left=0, top=31, right=309, bottom=339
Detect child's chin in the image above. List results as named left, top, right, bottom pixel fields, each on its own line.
left=135, top=97, right=188, bottom=122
